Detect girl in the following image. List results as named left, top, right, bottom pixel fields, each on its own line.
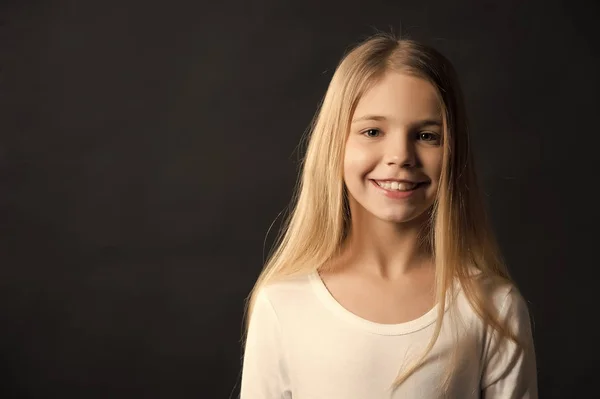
left=240, top=33, right=537, bottom=398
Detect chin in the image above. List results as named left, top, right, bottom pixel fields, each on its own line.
left=373, top=209, right=427, bottom=224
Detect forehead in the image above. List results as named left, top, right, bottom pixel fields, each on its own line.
left=352, top=72, right=442, bottom=123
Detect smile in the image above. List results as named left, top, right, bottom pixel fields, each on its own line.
left=370, top=180, right=428, bottom=199
left=373, top=180, right=423, bottom=192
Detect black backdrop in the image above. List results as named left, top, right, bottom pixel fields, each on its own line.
left=1, top=0, right=598, bottom=397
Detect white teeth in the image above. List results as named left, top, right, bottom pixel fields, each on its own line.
left=376, top=181, right=418, bottom=191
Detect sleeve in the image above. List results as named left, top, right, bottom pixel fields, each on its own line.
left=240, top=288, right=292, bottom=399
left=481, top=287, right=538, bottom=399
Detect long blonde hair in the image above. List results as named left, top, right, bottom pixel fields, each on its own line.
left=243, top=32, right=524, bottom=392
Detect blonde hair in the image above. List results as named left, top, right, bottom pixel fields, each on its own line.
left=243, top=32, right=525, bottom=392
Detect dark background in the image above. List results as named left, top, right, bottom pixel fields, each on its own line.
left=1, top=0, right=598, bottom=397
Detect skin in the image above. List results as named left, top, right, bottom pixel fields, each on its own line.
left=320, top=71, right=445, bottom=324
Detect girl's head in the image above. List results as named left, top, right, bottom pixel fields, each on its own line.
left=303, top=34, right=471, bottom=247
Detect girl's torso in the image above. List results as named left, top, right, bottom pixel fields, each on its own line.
left=266, top=269, right=494, bottom=399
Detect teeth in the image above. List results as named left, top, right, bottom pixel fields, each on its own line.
left=376, top=181, right=418, bottom=191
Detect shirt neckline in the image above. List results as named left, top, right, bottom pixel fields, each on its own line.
left=308, top=270, right=456, bottom=336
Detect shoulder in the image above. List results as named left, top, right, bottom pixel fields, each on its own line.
left=453, top=271, right=533, bottom=335
left=461, top=270, right=529, bottom=315
left=479, top=273, right=530, bottom=322
left=246, top=272, right=316, bottom=342
left=254, top=271, right=317, bottom=319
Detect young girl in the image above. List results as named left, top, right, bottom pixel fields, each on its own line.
left=239, top=33, right=538, bottom=398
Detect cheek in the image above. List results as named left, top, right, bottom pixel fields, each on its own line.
left=425, top=150, right=444, bottom=182
left=343, top=143, right=374, bottom=180
left=431, top=163, right=443, bottom=183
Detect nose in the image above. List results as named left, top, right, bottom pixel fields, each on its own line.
left=385, top=135, right=417, bottom=168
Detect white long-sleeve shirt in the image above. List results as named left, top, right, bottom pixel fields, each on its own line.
left=240, top=270, right=537, bottom=398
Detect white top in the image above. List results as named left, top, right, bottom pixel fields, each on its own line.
left=240, top=270, right=538, bottom=398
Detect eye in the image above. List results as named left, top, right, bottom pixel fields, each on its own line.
left=362, top=128, right=381, bottom=138
left=418, top=132, right=441, bottom=143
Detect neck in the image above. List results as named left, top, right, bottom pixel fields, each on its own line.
left=340, top=207, right=434, bottom=281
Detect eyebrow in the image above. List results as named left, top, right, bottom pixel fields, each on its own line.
left=351, top=115, right=442, bottom=127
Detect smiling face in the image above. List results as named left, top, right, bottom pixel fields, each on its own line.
left=343, top=71, right=445, bottom=225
